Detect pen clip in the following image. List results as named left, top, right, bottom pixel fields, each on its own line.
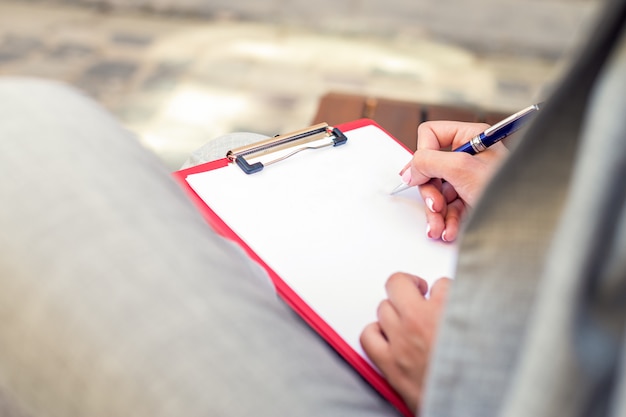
left=484, top=103, right=540, bottom=137
left=226, top=123, right=348, bottom=174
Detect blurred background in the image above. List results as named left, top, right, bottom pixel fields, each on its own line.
left=0, top=0, right=601, bottom=169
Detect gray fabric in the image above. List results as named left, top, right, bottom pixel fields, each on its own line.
left=0, top=78, right=398, bottom=417
left=502, top=32, right=626, bottom=416
left=423, top=0, right=626, bottom=416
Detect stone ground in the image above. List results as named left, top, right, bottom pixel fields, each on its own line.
left=0, top=0, right=601, bottom=169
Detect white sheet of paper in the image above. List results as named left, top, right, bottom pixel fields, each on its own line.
left=186, top=124, right=458, bottom=364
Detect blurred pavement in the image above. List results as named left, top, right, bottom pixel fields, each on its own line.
left=0, top=0, right=601, bottom=169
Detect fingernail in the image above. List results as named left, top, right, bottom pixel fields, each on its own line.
left=442, top=230, right=448, bottom=242
left=401, top=168, right=412, bottom=185
left=426, top=197, right=436, bottom=213
left=426, top=224, right=432, bottom=238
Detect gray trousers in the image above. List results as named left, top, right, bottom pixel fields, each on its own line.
left=0, top=78, right=398, bottom=417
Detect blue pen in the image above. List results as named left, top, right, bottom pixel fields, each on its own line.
left=390, top=102, right=542, bottom=195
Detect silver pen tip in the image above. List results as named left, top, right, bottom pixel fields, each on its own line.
left=390, top=182, right=411, bottom=195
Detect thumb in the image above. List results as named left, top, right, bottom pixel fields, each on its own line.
left=429, top=278, right=452, bottom=304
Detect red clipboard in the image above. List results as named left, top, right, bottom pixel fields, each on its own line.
left=172, top=119, right=418, bottom=417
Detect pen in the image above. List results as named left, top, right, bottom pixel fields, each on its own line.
left=390, top=102, right=542, bottom=195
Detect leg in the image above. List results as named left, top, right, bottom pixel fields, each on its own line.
left=0, top=78, right=398, bottom=417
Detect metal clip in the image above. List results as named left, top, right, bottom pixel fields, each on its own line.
left=226, top=123, right=348, bottom=174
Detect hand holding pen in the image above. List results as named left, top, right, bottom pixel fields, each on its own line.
left=392, top=103, right=541, bottom=242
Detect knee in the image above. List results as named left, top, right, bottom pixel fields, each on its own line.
left=0, top=76, right=130, bottom=158
left=0, top=76, right=84, bottom=103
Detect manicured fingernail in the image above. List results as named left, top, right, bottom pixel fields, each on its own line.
left=401, top=168, right=412, bottom=185
left=426, top=197, right=436, bottom=213
left=442, top=230, right=448, bottom=242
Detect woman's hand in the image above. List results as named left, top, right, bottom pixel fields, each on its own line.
left=360, top=273, right=451, bottom=413
left=401, top=121, right=509, bottom=241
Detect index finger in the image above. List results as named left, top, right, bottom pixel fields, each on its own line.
left=417, top=121, right=490, bottom=151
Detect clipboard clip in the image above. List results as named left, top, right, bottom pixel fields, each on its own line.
left=226, top=123, right=348, bottom=174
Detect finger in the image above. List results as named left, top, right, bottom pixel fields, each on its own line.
left=418, top=178, right=444, bottom=213
left=440, top=181, right=458, bottom=204
left=426, top=214, right=444, bottom=240
left=417, top=121, right=490, bottom=151
left=419, top=180, right=446, bottom=239
left=441, top=198, right=466, bottom=242
left=360, top=322, right=392, bottom=367
left=376, top=299, right=400, bottom=338
left=425, top=210, right=445, bottom=240
left=385, top=273, right=427, bottom=313
left=429, top=278, right=452, bottom=305
left=413, top=275, right=429, bottom=296
left=398, top=159, right=412, bottom=177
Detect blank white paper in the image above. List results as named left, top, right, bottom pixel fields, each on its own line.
left=185, top=124, right=458, bottom=365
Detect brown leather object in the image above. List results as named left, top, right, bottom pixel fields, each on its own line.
left=311, top=92, right=508, bottom=151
